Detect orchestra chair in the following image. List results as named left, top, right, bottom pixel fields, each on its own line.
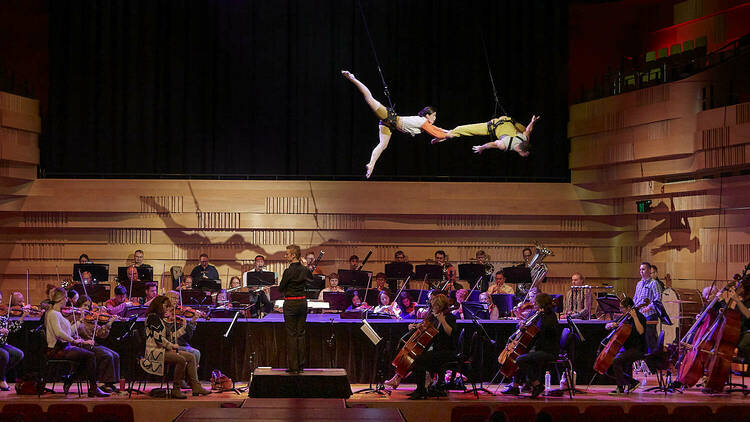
left=627, top=404, right=669, bottom=422
left=450, top=405, right=491, bottom=422
left=441, top=331, right=493, bottom=398
left=671, top=405, right=714, bottom=422
left=583, top=405, right=626, bottom=422
left=128, top=357, right=175, bottom=399
left=715, top=405, right=750, bottom=422
left=726, top=356, right=750, bottom=395
left=643, top=331, right=675, bottom=395
left=46, top=403, right=89, bottom=422
left=0, top=404, right=44, bottom=422
left=35, top=328, right=83, bottom=398
left=545, top=326, right=579, bottom=398
left=538, top=405, right=579, bottom=422
left=92, top=404, right=135, bottom=422
left=494, top=405, right=535, bottom=422
left=441, top=329, right=467, bottom=391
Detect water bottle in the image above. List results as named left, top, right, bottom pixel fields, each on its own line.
left=641, top=366, right=648, bottom=387
left=544, top=371, right=551, bottom=393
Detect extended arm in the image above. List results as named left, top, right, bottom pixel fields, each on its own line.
left=523, top=115, right=540, bottom=140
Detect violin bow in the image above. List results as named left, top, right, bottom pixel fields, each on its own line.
left=77, top=268, right=89, bottom=298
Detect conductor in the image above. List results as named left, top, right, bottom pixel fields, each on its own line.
left=278, top=244, right=313, bottom=374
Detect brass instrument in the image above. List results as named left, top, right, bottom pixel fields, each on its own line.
left=516, top=244, right=553, bottom=307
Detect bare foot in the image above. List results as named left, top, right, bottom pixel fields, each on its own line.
left=430, top=138, right=443, bottom=145
left=341, top=70, right=356, bottom=82
left=365, top=164, right=374, bottom=179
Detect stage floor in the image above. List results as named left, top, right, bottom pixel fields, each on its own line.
left=1, top=376, right=748, bottom=422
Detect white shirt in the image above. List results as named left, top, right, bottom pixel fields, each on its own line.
left=398, top=116, right=427, bottom=136
left=45, top=309, right=76, bottom=348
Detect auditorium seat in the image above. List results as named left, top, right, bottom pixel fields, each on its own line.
left=671, top=405, right=714, bottom=422
left=450, top=405, right=491, bottom=422
left=91, top=404, right=134, bottom=422
left=628, top=404, right=668, bottom=422
left=584, top=405, right=625, bottom=422
left=0, top=404, right=43, bottom=422
left=46, top=403, right=89, bottom=422
left=495, top=405, right=535, bottom=422
left=715, top=405, right=750, bottom=422
left=539, top=405, right=579, bottom=422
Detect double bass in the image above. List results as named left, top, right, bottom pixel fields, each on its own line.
left=497, top=311, right=542, bottom=378
left=593, top=299, right=649, bottom=375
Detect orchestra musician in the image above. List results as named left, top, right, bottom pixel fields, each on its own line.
left=487, top=270, right=514, bottom=295
left=394, top=291, right=417, bottom=319
left=501, top=293, right=560, bottom=398
left=190, top=253, right=220, bottom=282
left=133, top=249, right=152, bottom=268
left=346, top=291, right=373, bottom=312
left=140, top=295, right=210, bottom=399
left=279, top=244, right=313, bottom=374
left=143, top=282, right=158, bottom=306
left=45, top=288, right=109, bottom=397
left=165, top=290, right=203, bottom=387
left=512, top=286, right=540, bottom=320
left=451, top=289, right=470, bottom=319
left=660, top=274, right=679, bottom=345
left=650, top=264, right=665, bottom=291
left=373, top=272, right=391, bottom=293
left=633, top=262, right=662, bottom=353
left=349, top=255, right=360, bottom=271
left=479, top=292, right=498, bottom=320
left=80, top=271, right=94, bottom=285
left=228, top=276, right=242, bottom=289
left=435, top=250, right=459, bottom=289
left=702, top=280, right=727, bottom=302
left=374, top=291, right=396, bottom=316
left=385, top=293, right=458, bottom=399
left=521, top=247, right=533, bottom=267
left=67, top=289, right=80, bottom=308
left=605, top=297, right=647, bottom=395
left=0, top=291, right=27, bottom=391
left=126, top=265, right=141, bottom=282
left=249, top=255, right=278, bottom=281
left=73, top=295, right=121, bottom=393
left=104, top=285, right=134, bottom=317
left=318, top=273, right=344, bottom=300
left=719, top=276, right=750, bottom=361
left=394, top=250, right=408, bottom=263
left=79, top=254, right=91, bottom=264
left=563, top=272, right=593, bottom=319
left=304, top=252, right=325, bottom=276
left=179, top=276, right=194, bottom=290
left=10, top=292, right=25, bottom=307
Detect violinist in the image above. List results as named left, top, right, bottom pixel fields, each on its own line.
left=374, top=291, right=396, bottom=316
left=317, top=273, right=344, bottom=300
left=104, top=285, right=134, bottom=317
left=67, top=289, right=80, bottom=307
left=143, top=282, right=158, bottom=306
left=165, top=290, right=202, bottom=380
left=0, top=291, right=27, bottom=391
left=125, top=265, right=141, bottom=282
left=44, top=288, right=109, bottom=397
left=346, top=291, right=373, bottom=312
left=487, top=270, right=514, bottom=295
left=605, top=297, right=646, bottom=395
left=9, top=292, right=24, bottom=307
left=501, top=293, right=559, bottom=398
left=73, top=296, right=121, bottom=393
left=385, top=293, right=458, bottom=399
left=394, top=291, right=417, bottom=319
left=479, top=292, right=499, bottom=320
left=140, top=296, right=210, bottom=399
left=633, top=262, right=662, bottom=353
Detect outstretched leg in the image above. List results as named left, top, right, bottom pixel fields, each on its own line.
left=366, top=125, right=391, bottom=178
left=342, top=70, right=388, bottom=120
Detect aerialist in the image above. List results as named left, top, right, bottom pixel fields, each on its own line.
left=431, top=114, right=540, bottom=158
left=342, top=70, right=449, bottom=178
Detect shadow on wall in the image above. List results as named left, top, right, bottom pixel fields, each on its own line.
left=642, top=198, right=701, bottom=255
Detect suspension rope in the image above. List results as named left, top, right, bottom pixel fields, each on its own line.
left=357, top=0, right=395, bottom=110
left=480, top=30, right=508, bottom=118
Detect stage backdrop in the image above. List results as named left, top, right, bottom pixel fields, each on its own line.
left=43, top=0, right=568, bottom=181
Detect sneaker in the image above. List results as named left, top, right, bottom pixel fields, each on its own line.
left=501, top=385, right=520, bottom=396
left=627, top=380, right=641, bottom=394
left=608, top=386, right=625, bottom=396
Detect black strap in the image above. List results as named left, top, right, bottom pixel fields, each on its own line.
left=357, top=1, right=395, bottom=111
left=486, top=117, right=514, bottom=141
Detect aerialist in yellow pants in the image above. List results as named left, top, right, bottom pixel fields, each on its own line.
left=431, top=115, right=540, bottom=157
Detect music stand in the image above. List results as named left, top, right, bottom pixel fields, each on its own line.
left=458, top=263, right=484, bottom=281
left=549, top=294, right=563, bottom=315
left=117, top=266, right=154, bottom=282
left=123, top=306, right=149, bottom=319
left=230, top=292, right=253, bottom=305
left=244, top=271, right=275, bottom=286
left=449, top=290, right=481, bottom=302
left=323, top=292, right=349, bottom=311
left=180, top=289, right=210, bottom=306
left=414, top=264, right=442, bottom=281
left=491, top=294, right=514, bottom=317
left=596, top=296, right=621, bottom=320
left=338, top=270, right=371, bottom=289
left=385, top=262, right=413, bottom=279
left=462, top=302, right=490, bottom=319
left=73, top=263, right=109, bottom=283
left=72, top=283, right=111, bottom=303
left=306, top=274, right=325, bottom=290
left=652, top=300, right=673, bottom=326
left=502, top=266, right=531, bottom=284
left=119, top=281, right=147, bottom=298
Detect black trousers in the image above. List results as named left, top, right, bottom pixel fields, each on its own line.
left=611, top=347, right=644, bottom=388
left=48, top=345, right=97, bottom=385
left=0, top=344, right=24, bottom=381
left=283, top=299, right=308, bottom=371
left=412, top=349, right=456, bottom=391
left=514, top=350, right=555, bottom=385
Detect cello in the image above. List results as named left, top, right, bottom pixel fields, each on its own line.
left=593, top=299, right=649, bottom=375
left=390, top=299, right=442, bottom=381
left=497, top=311, right=542, bottom=378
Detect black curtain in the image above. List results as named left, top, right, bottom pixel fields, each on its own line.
left=45, top=0, right=569, bottom=181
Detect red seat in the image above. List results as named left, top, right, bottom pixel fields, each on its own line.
left=46, top=403, right=89, bottom=422
left=628, top=405, right=669, bottom=422
left=584, top=405, right=626, bottom=422
left=495, top=405, right=535, bottom=422
left=716, top=405, right=750, bottom=422
left=0, top=404, right=44, bottom=422
left=672, top=405, right=714, bottom=422
left=91, top=404, right=134, bottom=422
left=540, top=405, right=580, bottom=422
left=451, top=405, right=491, bottom=422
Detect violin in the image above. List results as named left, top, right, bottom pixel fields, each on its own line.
left=85, top=311, right=121, bottom=324
left=61, top=306, right=87, bottom=319
left=175, top=306, right=209, bottom=320
left=1, top=304, right=42, bottom=317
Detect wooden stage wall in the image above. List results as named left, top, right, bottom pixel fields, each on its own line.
left=1, top=56, right=750, bottom=305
